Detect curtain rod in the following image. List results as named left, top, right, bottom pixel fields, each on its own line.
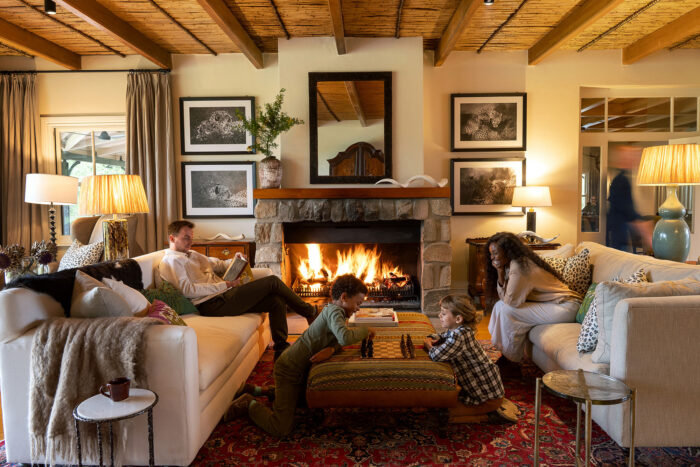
left=0, top=68, right=170, bottom=74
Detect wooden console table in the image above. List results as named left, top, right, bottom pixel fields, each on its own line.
left=466, top=237, right=560, bottom=310
left=188, top=240, right=256, bottom=264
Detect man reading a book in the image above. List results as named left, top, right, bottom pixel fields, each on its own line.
left=159, top=220, right=318, bottom=359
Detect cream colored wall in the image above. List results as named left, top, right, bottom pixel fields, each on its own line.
left=278, top=37, right=424, bottom=187
left=317, top=120, right=385, bottom=175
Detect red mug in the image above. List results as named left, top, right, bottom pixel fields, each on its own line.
left=100, top=377, right=130, bottom=402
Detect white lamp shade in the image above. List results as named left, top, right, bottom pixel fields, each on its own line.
left=511, top=186, right=552, bottom=207
left=637, top=144, right=700, bottom=186
left=25, top=173, right=79, bottom=205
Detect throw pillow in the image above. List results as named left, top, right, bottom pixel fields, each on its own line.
left=592, top=276, right=700, bottom=364
left=147, top=299, right=187, bottom=326
left=577, top=296, right=599, bottom=353
left=70, top=270, right=132, bottom=318
left=141, top=280, right=198, bottom=315
left=576, top=268, right=647, bottom=355
left=58, top=239, right=104, bottom=271
left=102, top=277, right=151, bottom=315
left=543, top=248, right=592, bottom=296
left=576, top=282, right=597, bottom=324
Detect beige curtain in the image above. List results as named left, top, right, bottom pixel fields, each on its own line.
left=0, top=73, right=51, bottom=247
left=126, top=71, right=177, bottom=254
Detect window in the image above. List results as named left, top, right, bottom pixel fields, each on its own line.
left=41, top=116, right=126, bottom=242
left=581, top=96, right=698, bottom=133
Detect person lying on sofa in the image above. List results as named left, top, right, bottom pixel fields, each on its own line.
left=485, top=232, right=581, bottom=363
left=159, top=220, right=318, bottom=360
left=224, top=274, right=373, bottom=437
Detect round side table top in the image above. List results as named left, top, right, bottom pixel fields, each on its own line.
left=74, top=388, right=157, bottom=422
left=542, top=370, right=631, bottom=405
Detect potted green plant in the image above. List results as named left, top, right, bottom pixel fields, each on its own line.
left=237, top=89, right=303, bottom=189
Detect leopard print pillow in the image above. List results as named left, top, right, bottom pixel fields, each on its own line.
left=58, top=239, right=104, bottom=271
left=543, top=248, right=592, bottom=296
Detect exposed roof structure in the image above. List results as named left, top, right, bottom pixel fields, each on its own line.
left=0, top=0, right=698, bottom=70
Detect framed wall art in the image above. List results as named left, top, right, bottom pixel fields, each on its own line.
left=450, top=158, right=525, bottom=215
left=181, top=161, right=256, bottom=218
left=180, top=97, right=255, bottom=155
left=451, top=93, right=526, bottom=152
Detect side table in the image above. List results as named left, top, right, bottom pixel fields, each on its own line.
left=534, top=369, right=635, bottom=467
left=73, top=388, right=158, bottom=467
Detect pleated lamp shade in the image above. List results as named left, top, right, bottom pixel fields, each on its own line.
left=78, top=174, right=150, bottom=216
left=637, top=144, right=700, bottom=186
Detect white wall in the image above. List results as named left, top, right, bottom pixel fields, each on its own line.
left=278, top=37, right=424, bottom=187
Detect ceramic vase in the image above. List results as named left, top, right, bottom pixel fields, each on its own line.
left=258, top=158, right=282, bottom=189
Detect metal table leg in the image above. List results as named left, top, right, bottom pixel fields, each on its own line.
left=629, top=388, right=636, bottom=467
left=74, top=418, right=83, bottom=467
left=109, top=421, right=114, bottom=467
left=584, top=400, right=592, bottom=467
left=575, top=401, right=582, bottom=467
left=534, top=378, right=541, bottom=467
left=148, top=407, right=154, bottom=467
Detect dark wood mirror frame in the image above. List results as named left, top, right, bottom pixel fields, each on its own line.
left=309, top=71, right=392, bottom=184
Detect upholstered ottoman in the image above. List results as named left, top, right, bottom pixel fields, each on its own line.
left=306, top=312, right=458, bottom=409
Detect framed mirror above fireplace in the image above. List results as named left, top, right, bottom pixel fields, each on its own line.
left=309, top=71, right=392, bottom=184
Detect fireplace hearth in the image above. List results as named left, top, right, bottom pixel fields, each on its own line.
left=253, top=189, right=452, bottom=315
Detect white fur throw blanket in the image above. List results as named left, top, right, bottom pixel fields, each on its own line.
left=29, top=317, right=160, bottom=465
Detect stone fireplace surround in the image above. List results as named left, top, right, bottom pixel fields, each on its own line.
left=253, top=188, right=452, bottom=315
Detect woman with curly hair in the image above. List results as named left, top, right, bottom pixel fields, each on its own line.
left=485, top=232, right=581, bottom=362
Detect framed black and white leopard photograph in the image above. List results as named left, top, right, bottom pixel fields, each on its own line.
left=181, top=161, right=256, bottom=218
left=180, top=97, right=255, bottom=155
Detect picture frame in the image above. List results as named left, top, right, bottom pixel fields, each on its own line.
left=450, top=158, right=526, bottom=215
left=181, top=161, right=256, bottom=218
left=180, top=97, right=255, bottom=155
left=451, top=93, right=526, bottom=152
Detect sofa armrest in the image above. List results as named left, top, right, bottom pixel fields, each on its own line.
left=252, top=268, right=272, bottom=280
left=607, top=295, right=700, bottom=446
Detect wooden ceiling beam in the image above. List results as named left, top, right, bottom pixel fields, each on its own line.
left=344, top=81, right=367, bottom=127
left=328, top=0, right=346, bottom=55
left=528, top=0, right=625, bottom=65
left=0, top=16, right=80, bottom=69
left=56, top=0, right=171, bottom=68
left=623, top=5, right=700, bottom=64
left=435, top=0, right=481, bottom=67
left=197, top=0, right=263, bottom=69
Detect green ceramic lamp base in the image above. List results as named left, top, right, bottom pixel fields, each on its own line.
left=651, top=185, right=690, bottom=262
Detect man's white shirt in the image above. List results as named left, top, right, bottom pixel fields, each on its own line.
left=158, top=249, right=232, bottom=305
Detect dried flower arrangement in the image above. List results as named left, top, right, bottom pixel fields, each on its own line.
left=0, top=240, right=57, bottom=281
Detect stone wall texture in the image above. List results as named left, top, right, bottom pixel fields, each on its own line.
left=255, top=197, right=451, bottom=316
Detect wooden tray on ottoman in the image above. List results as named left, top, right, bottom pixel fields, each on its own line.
left=306, top=312, right=459, bottom=409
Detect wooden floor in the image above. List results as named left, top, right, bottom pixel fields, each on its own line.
left=0, top=312, right=491, bottom=442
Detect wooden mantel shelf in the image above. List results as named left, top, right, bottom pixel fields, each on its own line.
left=254, top=187, right=450, bottom=199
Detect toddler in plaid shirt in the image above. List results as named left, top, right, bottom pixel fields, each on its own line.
left=424, top=294, right=518, bottom=423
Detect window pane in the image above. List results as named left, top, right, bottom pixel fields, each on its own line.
left=60, top=130, right=94, bottom=235
left=607, top=98, right=670, bottom=132
left=674, top=97, right=697, bottom=132
left=94, top=130, right=126, bottom=175
left=580, top=98, right=605, bottom=133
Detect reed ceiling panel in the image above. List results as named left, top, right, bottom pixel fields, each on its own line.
left=395, top=0, right=457, bottom=49
left=563, top=0, right=700, bottom=50
left=243, top=0, right=332, bottom=49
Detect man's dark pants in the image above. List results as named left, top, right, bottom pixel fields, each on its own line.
left=196, top=275, right=314, bottom=352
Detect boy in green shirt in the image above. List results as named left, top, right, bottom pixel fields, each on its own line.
left=224, top=274, right=374, bottom=437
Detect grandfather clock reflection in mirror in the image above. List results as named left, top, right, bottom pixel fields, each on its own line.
left=581, top=147, right=601, bottom=233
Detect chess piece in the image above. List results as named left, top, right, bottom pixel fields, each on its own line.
left=400, top=334, right=408, bottom=358
left=361, top=338, right=367, bottom=358
left=367, top=336, right=374, bottom=358
left=406, top=334, right=415, bottom=359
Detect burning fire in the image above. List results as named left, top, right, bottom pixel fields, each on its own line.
left=297, top=243, right=407, bottom=287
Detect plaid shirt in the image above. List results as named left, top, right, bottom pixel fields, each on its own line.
left=428, top=325, right=504, bottom=405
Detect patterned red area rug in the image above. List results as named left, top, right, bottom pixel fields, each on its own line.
left=190, top=344, right=700, bottom=466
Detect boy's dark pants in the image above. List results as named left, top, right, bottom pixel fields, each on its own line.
left=196, top=275, right=314, bottom=352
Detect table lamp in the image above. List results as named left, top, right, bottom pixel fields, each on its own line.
left=637, top=143, right=700, bottom=262
left=24, top=174, right=79, bottom=245
left=511, top=186, right=552, bottom=233
left=78, top=174, right=149, bottom=261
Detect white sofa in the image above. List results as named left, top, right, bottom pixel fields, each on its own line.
left=0, top=249, right=272, bottom=465
left=529, top=241, right=700, bottom=447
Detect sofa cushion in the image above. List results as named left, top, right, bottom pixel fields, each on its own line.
left=576, top=282, right=597, bottom=324
left=71, top=270, right=132, bottom=318
left=593, top=277, right=700, bottom=364
left=183, top=313, right=263, bottom=391
left=577, top=241, right=700, bottom=283
left=141, top=280, right=198, bottom=315
left=0, top=288, right=64, bottom=343
left=148, top=300, right=187, bottom=326
left=543, top=248, right=591, bottom=296
left=103, top=277, right=151, bottom=315
left=529, top=323, right=609, bottom=374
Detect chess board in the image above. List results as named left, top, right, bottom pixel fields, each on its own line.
left=359, top=337, right=423, bottom=360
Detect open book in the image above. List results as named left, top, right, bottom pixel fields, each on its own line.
left=222, top=256, right=255, bottom=285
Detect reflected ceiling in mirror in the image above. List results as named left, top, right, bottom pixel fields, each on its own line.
left=310, top=72, right=392, bottom=184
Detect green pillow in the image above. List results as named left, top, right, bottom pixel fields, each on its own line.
left=141, top=280, right=198, bottom=315
left=575, top=282, right=597, bottom=324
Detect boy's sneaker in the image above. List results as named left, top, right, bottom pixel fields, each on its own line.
left=222, top=393, right=254, bottom=422
left=487, top=399, right=520, bottom=423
